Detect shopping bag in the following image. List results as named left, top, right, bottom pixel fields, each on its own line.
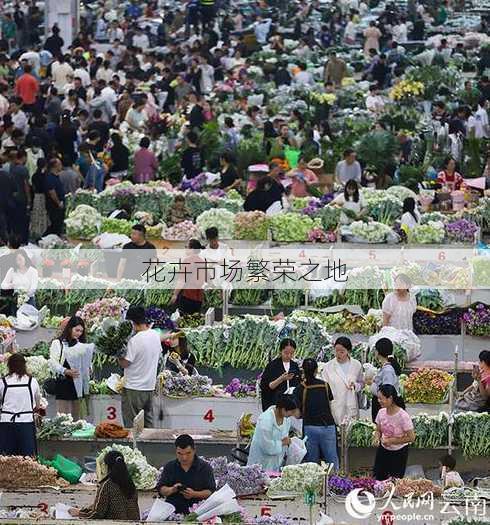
left=146, top=500, right=175, bottom=522
left=284, top=147, right=301, bottom=169
left=285, top=436, right=307, bottom=466
left=50, top=454, right=83, bottom=484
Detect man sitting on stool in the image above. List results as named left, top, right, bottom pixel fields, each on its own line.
left=156, top=434, right=216, bottom=514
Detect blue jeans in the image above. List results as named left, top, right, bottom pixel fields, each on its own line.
left=304, top=425, right=339, bottom=470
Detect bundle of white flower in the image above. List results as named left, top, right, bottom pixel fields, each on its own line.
left=97, top=444, right=158, bottom=490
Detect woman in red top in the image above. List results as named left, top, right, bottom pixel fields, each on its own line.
left=170, top=239, right=205, bottom=314
left=437, top=158, right=463, bottom=190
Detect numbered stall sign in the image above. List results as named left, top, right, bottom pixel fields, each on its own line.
left=89, top=395, right=122, bottom=425
left=203, top=409, right=215, bottom=423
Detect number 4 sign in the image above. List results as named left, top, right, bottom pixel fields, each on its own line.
left=203, top=409, right=215, bottom=423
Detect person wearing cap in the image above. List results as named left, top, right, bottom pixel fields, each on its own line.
left=118, top=306, right=162, bottom=428
left=308, top=158, right=335, bottom=195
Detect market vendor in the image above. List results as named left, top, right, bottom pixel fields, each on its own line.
left=156, top=434, right=216, bottom=515
left=260, top=338, right=301, bottom=411
left=330, top=180, right=367, bottom=224
left=0, top=353, right=42, bottom=456
left=165, top=334, right=197, bottom=376
left=382, top=274, right=417, bottom=331
left=437, top=157, right=463, bottom=191
left=69, top=451, right=140, bottom=520
left=455, top=350, right=490, bottom=412
left=285, top=158, right=319, bottom=198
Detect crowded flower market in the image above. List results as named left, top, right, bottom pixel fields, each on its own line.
left=0, top=0, right=489, bottom=522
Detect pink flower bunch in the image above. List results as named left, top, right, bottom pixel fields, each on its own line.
left=164, top=220, right=201, bottom=241
left=308, top=227, right=336, bottom=243
left=77, top=297, right=130, bottom=331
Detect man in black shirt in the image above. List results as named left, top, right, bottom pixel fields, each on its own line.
left=117, top=224, right=157, bottom=280
left=88, top=109, right=110, bottom=149
left=156, top=434, right=216, bottom=515
left=181, top=131, right=203, bottom=179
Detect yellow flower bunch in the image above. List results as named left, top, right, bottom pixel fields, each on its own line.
left=310, top=92, right=337, bottom=105
left=341, top=77, right=355, bottom=87
left=389, top=80, right=425, bottom=101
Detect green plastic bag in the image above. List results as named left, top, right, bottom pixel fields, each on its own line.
left=50, top=454, right=83, bottom=484
left=285, top=147, right=301, bottom=169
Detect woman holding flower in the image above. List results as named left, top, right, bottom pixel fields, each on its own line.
left=373, top=384, right=415, bottom=480
left=330, top=180, right=367, bottom=225
left=48, top=316, right=94, bottom=420
left=322, top=337, right=363, bottom=425
left=1, top=249, right=38, bottom=314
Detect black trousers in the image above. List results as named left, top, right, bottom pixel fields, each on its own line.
left=45, top=203, right=65, bottom=236
left=374, top=445, right=409, bottom=480
left=177, top=294, right=202, bottom=314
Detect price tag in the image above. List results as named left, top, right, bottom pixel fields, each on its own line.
left=203, top=409, right=215, bottom=423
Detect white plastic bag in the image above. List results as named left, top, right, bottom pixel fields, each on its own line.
left=285, top=436, right=307, bottom=466
left=146, top=500, right=175, bottom=522
left=266, top=201, right=283, bottom=216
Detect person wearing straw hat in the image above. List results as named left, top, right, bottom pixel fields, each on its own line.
left=307, top=158, right=335, bottom=195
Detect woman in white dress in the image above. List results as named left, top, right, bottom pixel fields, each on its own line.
left=322, top=337, right=363, bottom=425
left=48, top=316, right=94, bottom=419
left=382, top=274, right=417, bottom=331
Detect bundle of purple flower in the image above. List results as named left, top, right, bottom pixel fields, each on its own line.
left=445, top=219, right=479, bottom=243
left=462, top=303, right=490, bottom=337
left=160, top=372, right=213, bottom=397
left=224, top=378, right=257, bottom=398
left=208, top=456, right=269, bottom=496
left=145, top=307, right=176, bottom=331
left=329, top=475, right=387, bottom=497
left=180, top=173, right=207, bottom=192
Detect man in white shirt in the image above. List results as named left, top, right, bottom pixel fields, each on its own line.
left=201, top=227, right=230, bottom=261
left=108, top=21, right=124, bottom=43
left=293, top=63, right=314, bottom=86
left=74, top=63, right=91, bottom=88
left=0, top=85, right=9, bottom=118
left=254, top=16, right=272, bottom=44
left=366, top=84, right=385, bottom=113
left=118, top=306, right=162, bottom=428
left=51, top=56, right=74, bottom=90
left=101, top=80, right=118, bottom=117
left=10, top=99, right=29, bottom=134
left=470, top=99, right=490, bottom=139
left=132, top=28, right=150, bottom=49
left=393, top=19, right=408, bottom=43
left=198, top=56, right=215, bottom=95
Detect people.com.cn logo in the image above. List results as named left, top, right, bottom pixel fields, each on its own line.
left=345, top=488, right=377, bottom=520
